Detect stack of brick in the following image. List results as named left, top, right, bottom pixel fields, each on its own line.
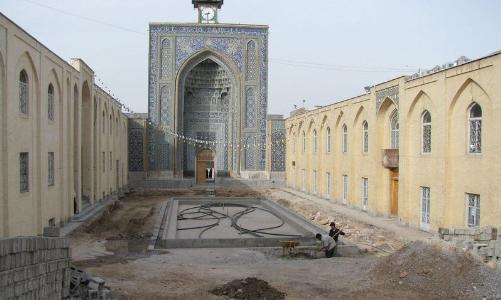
left=0, top=237, right=71, bottom=299
left=438, top=227, right=500, bottom=262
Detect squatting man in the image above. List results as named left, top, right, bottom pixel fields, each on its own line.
left=316, top=233, right=336, bottom=258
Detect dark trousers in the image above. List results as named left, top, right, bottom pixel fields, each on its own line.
left=325, top=247, right=335, bottom=258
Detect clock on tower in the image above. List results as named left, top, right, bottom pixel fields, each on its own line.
left=193, top=0, right=223, bottom=24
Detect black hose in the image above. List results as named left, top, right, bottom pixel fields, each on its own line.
left=176, top=202, right=303, bottom=238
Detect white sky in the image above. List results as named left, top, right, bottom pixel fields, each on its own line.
left=1, top=0, right=500, bottom=116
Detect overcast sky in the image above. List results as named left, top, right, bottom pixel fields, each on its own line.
left=1, top=0, right=501, bottom=115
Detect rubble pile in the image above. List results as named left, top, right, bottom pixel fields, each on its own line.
left=210, top=277, right=286, bottom=300
left=372, top=241, right=501, bottom=299
left=70, top=266, right=112, bottom=299
left=274, top=196, right=404, bottom=254
left=439, top=227, right=501, bottom=263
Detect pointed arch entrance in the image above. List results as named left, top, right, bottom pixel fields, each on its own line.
left=376, top=97, right=399, bottom=216
left=175, top=50, right=241, bottom=178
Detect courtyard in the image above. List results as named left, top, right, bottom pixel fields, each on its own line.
left=68, top=189, right=501, bottom=299
left=1, top=1, right=501, bottom=299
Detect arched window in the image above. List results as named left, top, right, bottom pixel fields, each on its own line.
left=342, top=124, right=348, bottom=153
left=422, top=111, right=431, bottom=153
left=390, top=111, right=399, bottom=149
left=313, top=130, right=317, bottom=153
left=302, top=131, right=306, bottom=153
left=19, top=70, right=29, bottom=115
left=468, top=103, right=482, bottom=153
left=109, top=115, right=112, bottom=136
left=362, top=121, right=369, bottom=153
left=292, top=134, right=296, bottom=154
left=48, top=84, right=54, bottom=121
left=326, top=127, right=331, bottom=153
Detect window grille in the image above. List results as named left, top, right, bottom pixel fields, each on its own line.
left=362, top=178, right=368, bottom=210
left=467, top=193, right=480, bottom=227
left=342, top=125, right=348, bottom=153
left=48, top=84, right=54, bottom=121
left=422, top=111, right=432, bottom=153
left=48, top=152, right=55, bottom=186
left=19, top=71, right=28, bottom=115
left=20, top=152, right=29, bottom=193
left=390, top=111, right=399, bottom=149
left=326, top=127, right=331, bottom=153
left=468, top=103, right=482, bottom=153
left=363, top=121, right=369, bottom=153
left=421, top=187, right=430, bottom=224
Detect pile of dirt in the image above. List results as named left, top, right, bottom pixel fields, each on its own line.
left=215, top=189, right=261, bottom=198
left=83, top=201, right=122, bottom=235
left=372, top=240, right=501, bottom=299
left=120, top=206, right=155, bottom=239
left=81, top=201, right=156, bottom=240
left=210, top=277, right=286, bottom=300
left=130, top=189, right=196, bottom=198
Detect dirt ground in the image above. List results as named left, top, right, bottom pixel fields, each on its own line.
left=69, top=189, right=501, bottom=300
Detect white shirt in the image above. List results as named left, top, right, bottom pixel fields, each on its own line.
left=321, top=234, right=336, bottom=251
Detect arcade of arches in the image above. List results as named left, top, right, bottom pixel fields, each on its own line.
left=0, top=15, right=128, bottom=237
left=286, top=52, right=501, bottom=232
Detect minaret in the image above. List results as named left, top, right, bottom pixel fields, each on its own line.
left=193, top=0, right=223, bottom=24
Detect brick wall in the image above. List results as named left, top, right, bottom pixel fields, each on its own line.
left=0, top=237, right=71, bottom=299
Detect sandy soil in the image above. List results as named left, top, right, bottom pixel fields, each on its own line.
left=68, top=189, right=499, bottom=300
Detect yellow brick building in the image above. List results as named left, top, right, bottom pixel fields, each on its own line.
left=0, top=14, right=129, bottom=237
left=286, top=52, right=501, bottom=232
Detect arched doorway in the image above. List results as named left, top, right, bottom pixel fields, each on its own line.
left=175, top=50, right=241, bottom=178
left=196, top=149, right=216, bottom=184
left=376, top=97, right=399, bottom=216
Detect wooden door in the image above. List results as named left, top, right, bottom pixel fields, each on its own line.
left=196, top=149, right=215, bottom=184
left=196, top=161, right=207, bottom=184
left=390, top=169, right=399, bottom=215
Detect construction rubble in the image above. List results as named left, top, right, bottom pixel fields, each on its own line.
left=439, top=227, right=501, bottom=263
left=70, top=266, right=112, bottom=299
